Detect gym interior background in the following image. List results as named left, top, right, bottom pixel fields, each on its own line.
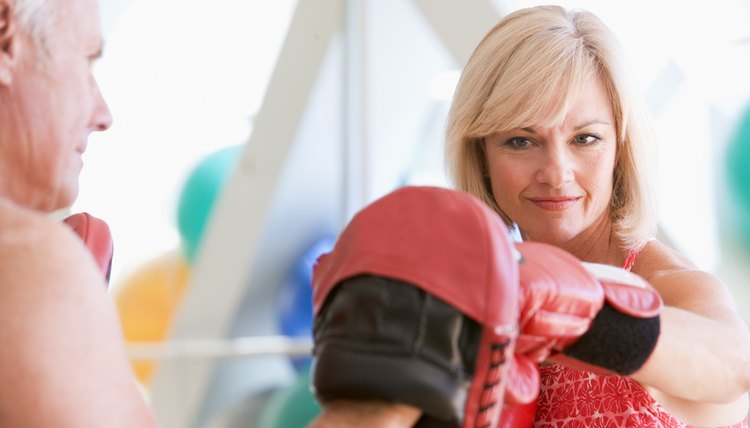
left=72, top=0, right=750, bottom=426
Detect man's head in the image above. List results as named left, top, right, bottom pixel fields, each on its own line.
left=0, top=0, right=112, bottom=212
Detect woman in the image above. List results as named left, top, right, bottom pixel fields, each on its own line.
left=311, top=5, right=750, bottom=427
left=445, top=5, right=750, bottom=426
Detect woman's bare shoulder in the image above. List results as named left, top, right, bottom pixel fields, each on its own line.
left=632, top=239, right=700, bottom=281
left=633, top=239, right=740, bottom=317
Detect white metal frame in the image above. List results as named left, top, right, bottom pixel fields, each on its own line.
left=147, top=1, right=504, bottom=426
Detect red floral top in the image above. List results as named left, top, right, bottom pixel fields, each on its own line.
left=535, top=364, right=747, bottom=427
left=534, top=245, right=749, bottom=427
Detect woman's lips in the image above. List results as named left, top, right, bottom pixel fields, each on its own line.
left=528, top=197, right=581, bottom=211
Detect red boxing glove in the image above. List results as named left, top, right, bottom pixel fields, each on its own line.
left=497, top=356, right=538, bottom=427
left=514, top=241, right=663, bottom=376
left=312, top=186, right=523, bottom=428
left=63, top=212, right=114, bottom=287
left=499, top=400, right=537, bottom=428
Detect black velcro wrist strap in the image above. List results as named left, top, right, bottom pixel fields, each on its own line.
left=562, top=302, right=660, bottom=375
left=312, top=275, right=481, bottom=424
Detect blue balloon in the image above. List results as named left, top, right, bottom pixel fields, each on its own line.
left=277, top=237, right=335, bottom=371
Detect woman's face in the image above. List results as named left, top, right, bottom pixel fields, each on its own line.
left=483, top=76, right=617, bottom=246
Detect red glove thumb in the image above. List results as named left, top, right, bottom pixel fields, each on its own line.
left=502, top=354, right=539, bottom=405
left=497, top=355, right=538, bottom=427
left=64, top=212, right=113, bottom=286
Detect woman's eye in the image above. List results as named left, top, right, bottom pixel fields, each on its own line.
left=574, top=134, right=600, bottom=145
left=506, top=137, right=531, bottom=149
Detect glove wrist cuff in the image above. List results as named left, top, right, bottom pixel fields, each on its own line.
left=561, top=302, right=660, bottom=375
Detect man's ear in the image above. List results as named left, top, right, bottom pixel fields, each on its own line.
left=0, top=0, right=16, bottom=86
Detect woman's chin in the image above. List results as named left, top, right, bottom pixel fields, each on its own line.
left=520, top=227, right=578, bottom=246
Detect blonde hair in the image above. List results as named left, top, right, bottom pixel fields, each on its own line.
left=445, top=5, right=656, bottom=250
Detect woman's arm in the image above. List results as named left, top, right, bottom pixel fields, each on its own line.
left=631, top=240, right=750, bottom=399
left=633, top=268, right=750, bottom=402
left=626, top=242, right=750, bottom=424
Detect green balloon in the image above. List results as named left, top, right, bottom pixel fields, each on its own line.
left=176, top=146, right=241, bottom=263
left=258, top=368, right=321, bottom=428
left=727, top=103, right=750, bottom=241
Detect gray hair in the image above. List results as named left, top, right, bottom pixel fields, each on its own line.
left=9, top=0, right=55, bottom=47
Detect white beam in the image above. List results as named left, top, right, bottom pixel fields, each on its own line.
left=148, top=1, right=344, bottom=426
left=411, top=0, right=501, bottom=66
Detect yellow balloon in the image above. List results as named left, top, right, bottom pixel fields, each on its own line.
left=114, top=250, right=190, bottom=385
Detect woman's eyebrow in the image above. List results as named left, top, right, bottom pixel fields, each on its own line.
left=519, top=119, right=612, bottom=134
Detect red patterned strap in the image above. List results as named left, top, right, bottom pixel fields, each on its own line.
left=622, top=238, right=657, bottom=272
left=622, top=248, right=640, bottom=271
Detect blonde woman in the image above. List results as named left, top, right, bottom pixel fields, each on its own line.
left=445, top=5, right=750, bottom=426
left=311, top=5, right=750, bottom=427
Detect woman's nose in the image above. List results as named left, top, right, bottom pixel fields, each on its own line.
left=535, top=145, right=574, bottom=188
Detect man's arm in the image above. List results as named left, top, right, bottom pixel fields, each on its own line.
left=310, top=400, right=421, bottom=428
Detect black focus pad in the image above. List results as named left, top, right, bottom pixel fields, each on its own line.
left=562, top=302, right=660, bottom=375
left=312, top=275, right=482, bottom=425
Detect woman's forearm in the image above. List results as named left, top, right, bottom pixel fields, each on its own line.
left=633, top=306, right=750, bottom=402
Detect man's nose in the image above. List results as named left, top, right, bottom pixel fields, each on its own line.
left=91, top=79, right=113, bottom=132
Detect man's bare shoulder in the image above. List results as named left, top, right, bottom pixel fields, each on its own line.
left=0, top=196, right=61, bottom=243
left=0, top=197, right=88, bottom=287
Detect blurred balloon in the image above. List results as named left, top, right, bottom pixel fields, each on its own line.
left=727, top=103, right=750, bottom=241
left=114, top=250, right=190, bottom=385
left=258, top=368, right=321, bottom=428
left=177, top=145, right=242, bottom=263
left=276, top=237, right=335, bottom=371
